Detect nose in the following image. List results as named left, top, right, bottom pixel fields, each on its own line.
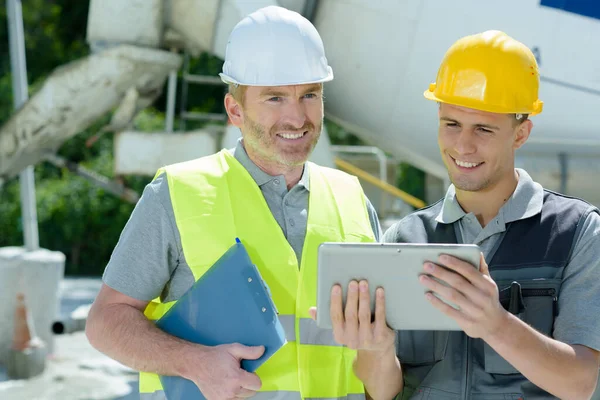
left=281, top=101, right=307, bottom=130
left=454, top=130, right=476, bottom=155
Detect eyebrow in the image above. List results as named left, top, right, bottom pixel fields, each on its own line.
left=440, top=117, right=500, bottom=130
left=259, top=84, right=322, bottom=98
left=299, top=84, right=322, bottom=96
left=260, top=89, right=288, bottom=97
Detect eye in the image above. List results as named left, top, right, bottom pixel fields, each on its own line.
left=303, top=93, right=317, bottom=99
left=267, top=97, right=282, bottom=102
left=478, top=127, right=493, bottom=134
left=445, top=122, right=459, bottom=128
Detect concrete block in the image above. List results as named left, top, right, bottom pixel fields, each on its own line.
left=0, top=247, right=65, bottom=366
left=87, top=0, right=164, bottom=48
left=6, top=344, right=47, bottom=380
left=114, top=130, right=218, bottom=176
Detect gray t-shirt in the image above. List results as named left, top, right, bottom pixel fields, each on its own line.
left=103, top=139, right=381, bottom=303
left=383, top=168, right=600, bottom=352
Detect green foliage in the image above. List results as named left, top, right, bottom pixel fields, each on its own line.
left=324, top=119, right=367, bottom=146
left=0, top=1, right=149, bottom=276
left=396, top=163, right=426, bottom=204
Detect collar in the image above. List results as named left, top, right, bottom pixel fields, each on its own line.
left=231, top=138, right=310, bottom=190
left=435, top=168, right=544, bottom=224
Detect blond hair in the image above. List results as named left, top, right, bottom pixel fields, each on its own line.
left=228, top=84, right=248, bottom=107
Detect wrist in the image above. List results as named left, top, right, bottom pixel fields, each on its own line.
left=482, top=309, right=514, bottom=346
left=176, top=342, right=207, bottom=380
left=354, top=343, right=398, bottom=377
left=358, top=340, right=396, bottom=360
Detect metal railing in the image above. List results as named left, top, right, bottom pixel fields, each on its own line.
left=334, top=157, right=426, bottom=209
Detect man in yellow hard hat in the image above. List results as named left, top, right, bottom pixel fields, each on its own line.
left=85, top=6, right=384, bottom=400
left=339, top=30, right=600, bottom=399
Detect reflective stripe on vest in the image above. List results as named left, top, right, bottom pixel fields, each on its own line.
left=139, top=150, right=375, bottom=398
left=140, top=390, right=367, bottom=400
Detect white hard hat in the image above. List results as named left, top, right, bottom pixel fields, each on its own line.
left=219, top=6, right=333, bottom=86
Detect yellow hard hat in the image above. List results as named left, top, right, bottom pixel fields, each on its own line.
left=424, top=30, right=543, bottom=116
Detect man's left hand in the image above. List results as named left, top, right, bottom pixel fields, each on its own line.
left=419, top=253, right=508, bottom=340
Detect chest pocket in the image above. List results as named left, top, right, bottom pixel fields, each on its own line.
left=396, top=330, right=450, bottom=366
left=483, top=277, right=561, bottom=375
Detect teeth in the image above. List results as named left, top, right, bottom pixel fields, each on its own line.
left=455, top=159, right=481, bottom=168
left=278, top=132, right=304, bottom=139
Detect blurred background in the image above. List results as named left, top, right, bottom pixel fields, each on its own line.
left=0, top=0, right=599, bottom=398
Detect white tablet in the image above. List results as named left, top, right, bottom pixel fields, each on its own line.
left=316, top=242, right=481, bottom=331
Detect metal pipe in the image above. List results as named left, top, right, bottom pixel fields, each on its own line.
left=7, top=0, right=39, bottom=251
left=330, top=145, right=387, bottom=186
left=183, top=74, right=225, bottom=85
left=559, top=152, right=568, bottom=194
left=331, top=145, right=388, bottom=212
left=334, top=158, right=426, bottom=209
left=179, top=52, right=190, bottom=132
left=181, top=111, right=228, bottom=122
left=165, top=68, right=178, bottom=133
left=303, top=0, right=319, bottom=21
left=44, top=154, right=140, bottom=204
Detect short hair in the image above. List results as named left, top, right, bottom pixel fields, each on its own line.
left=513, top=113, right=529, bottom=126
left=228, top=84, right=248, bottom=107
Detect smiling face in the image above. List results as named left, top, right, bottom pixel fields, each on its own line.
left=437, top=103, right=532, bottom=193
left=225, top=83, right=324, bottom=171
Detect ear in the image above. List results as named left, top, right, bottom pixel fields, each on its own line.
left=224, top=93, right=244, bottom=128
left=514, top=119, right=533, bottom=150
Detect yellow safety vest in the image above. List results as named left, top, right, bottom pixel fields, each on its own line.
left=139, top=149, right=375, bottom=400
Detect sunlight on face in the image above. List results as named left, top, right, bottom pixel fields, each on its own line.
left=240, top=84, right=324, bottom=168
left=437, top=104, right=523, bottom=192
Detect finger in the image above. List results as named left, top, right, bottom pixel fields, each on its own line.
left=424, top=262, right=486, bottom=305
left=229, top=344, right=265, bottom=360
left=358, top=280, right=372, bottom=344
left=330, top=285, right=344, bottom=325
left=425, top=292, right=466, bottom=322
left=239, top=371, right=262, bottom=391
left=419, top=274, right=479, bottom=315
left=374, top=286, right=388, bottom=331
left=438, top=255, right=487, bottom=289
left=308, top=307, right=317, bottom=321
left=344, top=281, right=360, bottom=347
left=478, top=253, right=490, bottom=277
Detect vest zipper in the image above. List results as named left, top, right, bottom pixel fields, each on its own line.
left=463, top=335, right=472, bottom=400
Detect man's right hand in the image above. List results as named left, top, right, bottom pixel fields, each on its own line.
left=310, top=280, right=395, bottom=352
left=188, top=343, right=265, bottom=399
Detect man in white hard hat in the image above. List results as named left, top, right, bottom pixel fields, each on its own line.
left=86, top=6, right=385, bottom=400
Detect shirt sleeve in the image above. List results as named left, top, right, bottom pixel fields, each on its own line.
left=102, top=173, right=182, bottom=301
left=365, top=196, right=383, bottom=242
left=553, top=210, right=600, bottom=351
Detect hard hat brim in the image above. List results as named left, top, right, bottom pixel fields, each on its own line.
left=219, top=68, right=334, bottom=87
left=423, top=89, right=542, bottom=116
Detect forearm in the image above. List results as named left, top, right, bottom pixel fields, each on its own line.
left=485, top=312, right=598, bottom=400
left=354, top=348, right=403, bottom=400
left=86, top=302, right=201, bottom=378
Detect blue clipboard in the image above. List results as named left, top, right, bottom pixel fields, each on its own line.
left=155, top=238, right=287, bottom=400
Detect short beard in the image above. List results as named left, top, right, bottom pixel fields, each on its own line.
left=243, top=115, right=321, bottom=167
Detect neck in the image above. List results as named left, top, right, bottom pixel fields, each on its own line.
left=455, top=169, right=519, bottom=227
left=244, top=146, right=304, bottom=190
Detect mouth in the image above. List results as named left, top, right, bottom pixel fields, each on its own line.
left=450, top=155, right=483, bottom=171
left=276, top=131, right=308, bottom=141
